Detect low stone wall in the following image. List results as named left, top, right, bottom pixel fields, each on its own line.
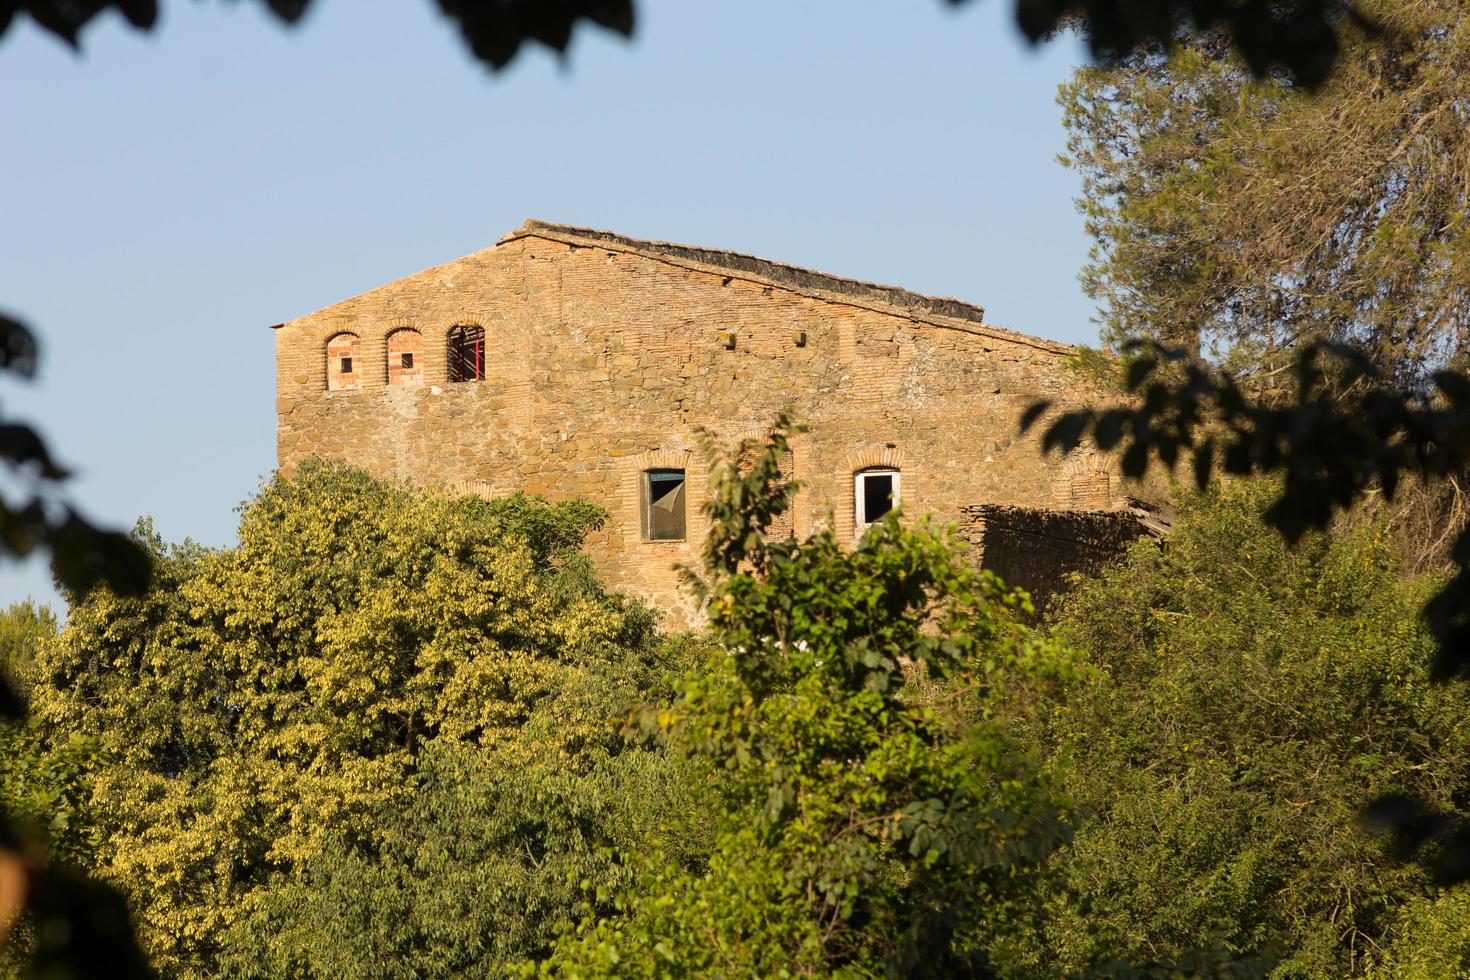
left=956, top=504, right=1151, bottom=611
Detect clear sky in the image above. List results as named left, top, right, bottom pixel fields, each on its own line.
left=0, top=0, right=1093, bottom=609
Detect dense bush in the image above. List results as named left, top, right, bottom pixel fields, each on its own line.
left=1015, top=480, right=1470, bottom=977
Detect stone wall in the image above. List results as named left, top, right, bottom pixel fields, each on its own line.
left=274, top=221, right=1126, bottom=625
left=956, top=503, right=1149, bottom=611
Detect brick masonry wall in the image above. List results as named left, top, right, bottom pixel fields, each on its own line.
left=956, top=503, right=1149, bottom=611
left=275, top=226, right=1126, bottom=625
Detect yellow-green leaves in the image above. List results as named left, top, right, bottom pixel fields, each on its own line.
left=27, top=460, right=676, bottom=976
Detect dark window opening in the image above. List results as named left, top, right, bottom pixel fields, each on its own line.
left=340, top=356, right=353, bottom=374
left=401, top=352, right=414, bottom=369
left=448, top=325, right=486, bottom=382
left=856, top=469, right=899, bottom=527
left=643, top=469, right=686, bottom=541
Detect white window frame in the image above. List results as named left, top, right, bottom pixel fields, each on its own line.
left=854, top=468, right=900, bottom=530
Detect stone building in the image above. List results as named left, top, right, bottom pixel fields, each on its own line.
left=273, top=220, right=1124, bottom=622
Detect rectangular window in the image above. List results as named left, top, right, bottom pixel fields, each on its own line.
left=401, top=352, right=414, bottom=369
left=341, top=356, right=353, bottom=374
left=643, top=469, right=686, bottom=541
left=855, top=470, right=899, bottom=527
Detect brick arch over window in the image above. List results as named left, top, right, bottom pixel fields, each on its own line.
left=447, top=324, right=486, bottom=383
left=1052, top=445, right=1115, bottom=511
left=841, top=447, right=907, bottom=539
left=325, top=333, right=361, bottom=391
left=844, top=446, right=906, bottom=473
left=387, top=328, right=423, bottom=386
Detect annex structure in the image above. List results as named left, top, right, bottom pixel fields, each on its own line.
left=273, top=220, right=1127, bottom=622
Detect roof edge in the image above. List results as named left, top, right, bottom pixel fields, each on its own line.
left=502, top=220, right=1071, bottom=354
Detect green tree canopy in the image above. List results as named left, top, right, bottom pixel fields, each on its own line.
left=1064, top=0, right=1470, bottom=386
left=25, top=460, right=687, bottom=976
left=1020, top=480, right=1470, bottom=976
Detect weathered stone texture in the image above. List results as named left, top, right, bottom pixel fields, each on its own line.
left=956, top=504, right=1149, bottom=611
left=275, top=220, right=1123, bottom=624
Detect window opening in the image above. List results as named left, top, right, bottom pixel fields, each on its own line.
left=855, top=468, right=900, bottom=528
left=387, top=328, right=423, bottom=387
left=326, top=333, right=360, bottom=391
left=448, top=325, right=486, bottom=382
left=643, top=469, right=687, bottom=541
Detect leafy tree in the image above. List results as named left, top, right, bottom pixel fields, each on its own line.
left=0, top=601, right=54, bottom=703
left=536, top=419, right=1080, bottom=976
left=219, top=732, right=712, bottom=979
left=1062, top=0, right=1470, bottom=385
left=1368, top=888, right=1470, bottom=978
left=1026, top=340, right=1470, bottom=889
left=24, top=460, right=683, bottom=977
left=1015, top=480, right=1470, bottom=977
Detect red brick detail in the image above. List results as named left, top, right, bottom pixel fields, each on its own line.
left=387, top=328, right=424, bottom=387
left=325, top=333, right=361, bottom=392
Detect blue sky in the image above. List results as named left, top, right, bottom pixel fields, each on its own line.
left=0, top=0, right=1093, bottom=608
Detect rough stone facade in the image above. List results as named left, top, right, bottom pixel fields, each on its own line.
left=274, top=220, right=1124, bottom=624
left=956, top=504, right=1151, bottom=611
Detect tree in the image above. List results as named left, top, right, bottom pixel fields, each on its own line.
left=24, top=460, right=683, bottom=976
left=1063, top=0, right=1470, bottom=387
left=1018, top=480, right=1470, bottom=976
left=1026, top=340, right=1470, bottom=888
left=535, top=419, right=1079, bottom=976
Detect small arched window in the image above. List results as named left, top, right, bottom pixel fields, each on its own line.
left=854, top=467, right=900, bottom=528
left=387, top=328, right=423, bottom=386
left=326, top=333, right=361, bottom=391
left=447, top=325, right=485, bottom=383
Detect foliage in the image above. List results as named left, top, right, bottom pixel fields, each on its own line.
left=0, top=602, right=88, bottom=868
left=0, top=601, right=53, bottom=705
left=1025, top=340, right=1470, bottom=887
left=0, top=1, right=634, bottom=72
left=24, top=460, right=680, bottom=977
left=216, top=657, right=713, bottom=979
left=1368, top=888, right=1470, bottom=978
left=1012, top=480, right=1470, bottom=976
left=1025, top=341, right=1470, bottom=673
left=536, top=418, right=1080, bottom=976
left=4, top=0, right=1364, bottom=88
left=1062, top=0, right=1470, bottom=385
left=0, top=604, right=118, bottom=980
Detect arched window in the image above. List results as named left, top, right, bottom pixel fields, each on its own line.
left=854, top=467, right=899, bottom=528
left=387, top=328, right=423, bottom=386
left=447, top=324, right=485, bottom=382
left=326, top=333, right=360, bottom=391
